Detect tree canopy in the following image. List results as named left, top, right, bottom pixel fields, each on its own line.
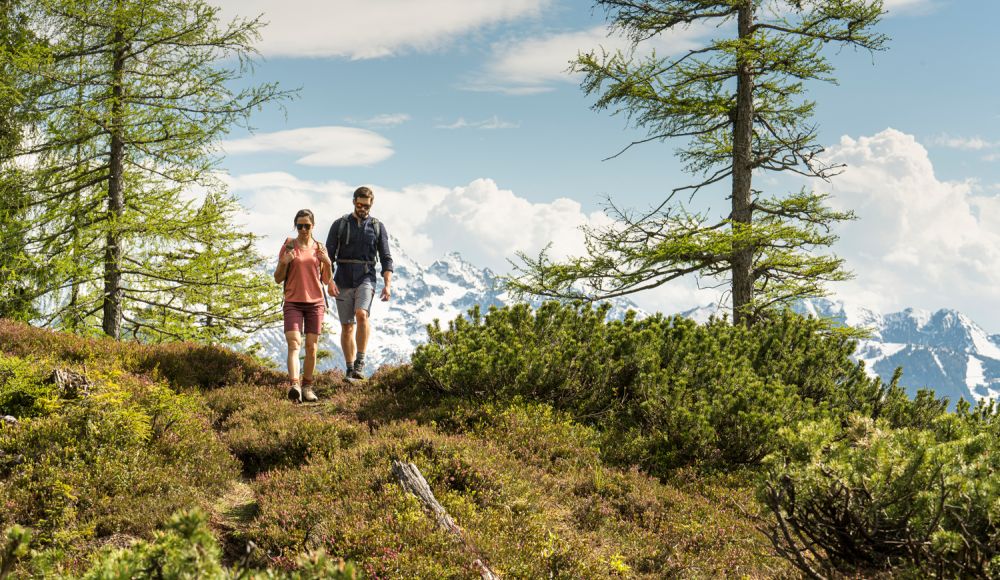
left=502, top=0, right=888, bottom=325
left=1, top=0, right=293, bottom=341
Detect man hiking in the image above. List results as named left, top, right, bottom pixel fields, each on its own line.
left=326, top=186, right=393, bottom=379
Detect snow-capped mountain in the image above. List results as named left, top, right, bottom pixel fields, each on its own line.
left=243, top=237, right=648, bottom=376
left=682, top=299, right=1000, bottom=408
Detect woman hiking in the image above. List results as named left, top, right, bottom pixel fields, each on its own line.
left=274, top=209, right=332, bottom=402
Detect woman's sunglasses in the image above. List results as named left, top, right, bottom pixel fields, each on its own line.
left=295, top=223, right=312, bottom=230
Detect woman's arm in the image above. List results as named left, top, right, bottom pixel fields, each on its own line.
left=275, top=246, right=294, bottom=283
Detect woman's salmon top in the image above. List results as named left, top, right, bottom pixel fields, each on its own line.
left=278, top=240, right=325, bottom=304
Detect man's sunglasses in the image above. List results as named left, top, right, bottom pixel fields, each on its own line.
left=355, top=202, right=372, bottom=209
left=295, top=223, right=312, bottom=230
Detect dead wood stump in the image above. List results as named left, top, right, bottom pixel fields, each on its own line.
left=49, top=368, right=93, bottom=400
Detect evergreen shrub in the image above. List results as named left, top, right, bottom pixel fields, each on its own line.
left=759, top=401, right=1000, bottom=579
left=411, top=301, right=915, bottom=472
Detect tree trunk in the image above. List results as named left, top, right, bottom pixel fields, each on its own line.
left=102, top=17, right=126, bottom=340
left=731, top=0, right=755, bottom=325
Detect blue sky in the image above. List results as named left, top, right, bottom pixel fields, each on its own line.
left=212, top=0, right=1000, bottom=331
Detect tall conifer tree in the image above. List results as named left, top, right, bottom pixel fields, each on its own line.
left=7, top=0, right=293, bottom=340
left=502, top=0, right=887, bottom=324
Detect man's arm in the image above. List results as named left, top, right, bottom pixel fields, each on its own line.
left=378, top=222, right=393, bottom=301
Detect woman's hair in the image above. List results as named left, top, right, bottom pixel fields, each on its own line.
left=294, top=209, right=317, bottom=245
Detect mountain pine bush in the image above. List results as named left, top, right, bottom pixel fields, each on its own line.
left=759, top=399, right=1000, bottom=579
left=411, top=301, right=920, bottom=472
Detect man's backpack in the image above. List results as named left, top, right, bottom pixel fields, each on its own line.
left=283, top=238, right=330, bottom=309
left=332, top=213, right=380, bottom=273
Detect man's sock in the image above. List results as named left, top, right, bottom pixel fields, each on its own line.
left=345, top=359, right=354, bottom=376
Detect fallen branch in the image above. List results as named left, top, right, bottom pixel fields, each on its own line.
left=391, top=460, right=501, bottom=580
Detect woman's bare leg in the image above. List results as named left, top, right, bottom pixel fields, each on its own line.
left=303, top=333, right=320, bottom=381
left=285, top=330, right=302, bottom=382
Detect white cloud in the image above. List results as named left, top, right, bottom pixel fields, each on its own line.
left=467, top=21, right=720, bottom=94
left=435, top=116, right=519, bottom=129
left=223, top=127, right=394, bottom=167
left=228, top=173, right=609, bottom=276
left=214, top=0, right=553, bottom=59
left=347, top=114, right=411, bottom=128
left=436, top=118, right=469, bottom=130
left=817, top=128, right=1000, bottom=331
left=927, top=134, right=997, bottom=150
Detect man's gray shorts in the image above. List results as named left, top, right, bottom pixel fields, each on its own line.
left=335, top=280, right=375, bottom=325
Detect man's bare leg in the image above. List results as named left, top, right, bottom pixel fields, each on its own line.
left=341, top=323, right=356, bottom=371
left=355, top=309, right=370, bottom=353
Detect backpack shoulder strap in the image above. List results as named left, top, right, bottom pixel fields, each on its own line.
left=371, top=217, right=380, bottom=240
left=334, top=214, right=352, bottom=258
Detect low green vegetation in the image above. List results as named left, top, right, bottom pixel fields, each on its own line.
left=1, top=302, right=996, bottom=579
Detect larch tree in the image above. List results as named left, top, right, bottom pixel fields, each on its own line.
left=7, top=0, right=294, bottom=340
left=0, top=0, right=45, bottom=322
left=501, top=0, right=887, bottom=325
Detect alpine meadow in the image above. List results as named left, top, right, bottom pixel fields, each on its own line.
left=2, top=1, right=999, bottom=580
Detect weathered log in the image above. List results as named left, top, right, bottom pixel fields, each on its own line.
left=390, top=460, right=501, bottom=580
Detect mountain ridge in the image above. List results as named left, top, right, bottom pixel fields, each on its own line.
left=248, top=241, right=996, bottom=407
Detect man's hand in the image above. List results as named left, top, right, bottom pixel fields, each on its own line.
left=381, top=273, right=392, bottom=302
left=328, top=282, right=340, bottom=297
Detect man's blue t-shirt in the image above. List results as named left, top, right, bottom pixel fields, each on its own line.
left=325, top=214, right=394, bottom=289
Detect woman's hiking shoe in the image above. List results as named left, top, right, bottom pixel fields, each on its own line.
left=288, top=381, right=302, bottom=402
left=301, top=380, right=318, bottom=402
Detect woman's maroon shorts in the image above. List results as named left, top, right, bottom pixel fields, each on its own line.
left=283, top=301, right=325, bottom=335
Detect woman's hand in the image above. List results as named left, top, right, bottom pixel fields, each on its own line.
left=317, top=246, right=333, bottom=267
left=280, top=248, right=296, bottom=265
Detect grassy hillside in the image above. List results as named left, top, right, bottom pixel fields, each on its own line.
left=0, top=319, right=788, bottom=579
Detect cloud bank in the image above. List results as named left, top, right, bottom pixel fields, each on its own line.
left=214, top=0, right=553, bottom=59
left=223, top=127, right=394, bottom=167
left=819, top=128, right=1000, bottom=329
left=226, top=128, right=1000, bottom=330
left=230, top=174, right=611, bottom=275
left=468, top=21, right=719, bottom=94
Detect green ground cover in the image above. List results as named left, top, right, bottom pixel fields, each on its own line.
left=2, top=304, right=996, bottom=579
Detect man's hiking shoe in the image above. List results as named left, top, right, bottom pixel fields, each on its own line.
left=353, top=360, right=366, bottom=379
left=288, top=382, right=301, bottom=402
left=301, top=381, right=318, bottom=402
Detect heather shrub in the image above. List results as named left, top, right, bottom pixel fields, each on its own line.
left=219, top=399, right=363, bottom=476
left=758, top=402, right=1000, bottom=579
left=0, top=320, right=284, bottom=394
left=0, top=354, right=56, bottom=418
left=411, top=301, right=918, bottom=472
left=7, top=509, right=359, bottom=580
left=0, top=363, right=238, bottom=549
left=244, top=422, right=619, bottom=578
